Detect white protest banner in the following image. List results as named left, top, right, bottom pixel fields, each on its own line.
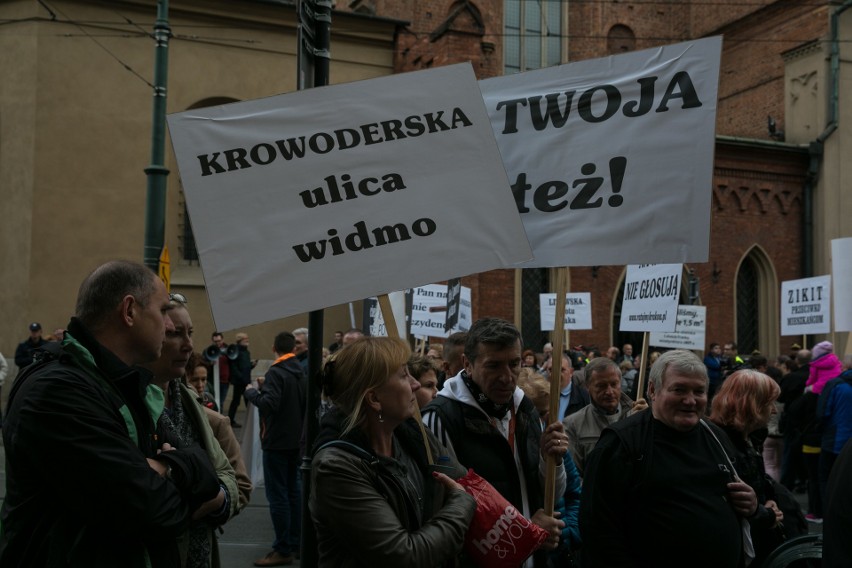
left=539, top=293, right=592, bottom=330
left=480, top=37, right=721, bottom=267
left=832, top=238, right=852, bottom=332
left=619, top=264, right=682, bottom=332
left=410, top=284, right=472, bottom=338
left=781, top=275, right=831, bottom=336
left=167, top=64, right=532, bottom=330
left=649, top=305, right=706, bottom=350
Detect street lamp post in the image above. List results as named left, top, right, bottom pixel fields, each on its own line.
left=143, top=0, right=171, bottom=270
left=299, top=3, right=331, bottom=567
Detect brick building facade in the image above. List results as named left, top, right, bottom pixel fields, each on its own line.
left=339, top=0, right=831, bottom=357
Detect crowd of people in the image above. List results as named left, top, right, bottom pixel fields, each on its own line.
left=1, top=259, right=850, bottom=567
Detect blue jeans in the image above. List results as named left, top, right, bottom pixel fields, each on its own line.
left=264, top=448, right=302, bottom=555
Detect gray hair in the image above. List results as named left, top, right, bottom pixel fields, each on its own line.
left=292, top=327, right=309, bottom=338
left=650, top=349, right=708, bottom=392
left=585, top=357, right=621, bottom=385
left=76, top=261, right=158, bottom=330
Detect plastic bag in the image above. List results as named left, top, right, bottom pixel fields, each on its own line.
left=457, top=469, right=548, bottom=567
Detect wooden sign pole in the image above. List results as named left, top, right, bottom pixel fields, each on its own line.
left=544, top=267, right=568, bottom=515
left=635, top=331, right=650, bottom=402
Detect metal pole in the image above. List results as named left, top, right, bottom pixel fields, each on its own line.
left=143, top=0, right=171, bottom=270
left=300, top=3, right=330, bottom=566
left=313, top=1, right=331, bottom=87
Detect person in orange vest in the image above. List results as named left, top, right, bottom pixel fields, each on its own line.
left=244, top=332, right=307, bottom=567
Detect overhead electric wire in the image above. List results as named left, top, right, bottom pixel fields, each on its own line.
left=36, top=1, right=154, bottom=88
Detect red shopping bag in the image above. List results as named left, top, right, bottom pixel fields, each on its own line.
left=457, top=469, right=548, bottom=567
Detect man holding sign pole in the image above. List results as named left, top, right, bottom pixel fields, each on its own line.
left=422, top=318, right=567, bottom=566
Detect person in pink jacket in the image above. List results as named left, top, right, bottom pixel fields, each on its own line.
left=806, top=341, right=843, bottom=394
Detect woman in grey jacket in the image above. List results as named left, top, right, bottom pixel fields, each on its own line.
left=310, top=337, right=476, bottom=568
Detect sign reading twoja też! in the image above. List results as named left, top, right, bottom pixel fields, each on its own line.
left=498, top=73, right=700, bottom=214
left=481, top=37, right=722, bottom=268
left=167, top=63, right=532, bottom=331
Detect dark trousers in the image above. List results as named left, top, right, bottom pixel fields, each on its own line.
left=227, top=382, right=247, bottom=422
left=780, top=431, right=805, bottom=489
left=820, top=450, right=838, bottom=516
left=804, top=451, right=822, bottom=517
left=264, top=448, right=302, bottom=555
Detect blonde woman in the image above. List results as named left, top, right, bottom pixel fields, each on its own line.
left=310, top=337, right=475, bottom=567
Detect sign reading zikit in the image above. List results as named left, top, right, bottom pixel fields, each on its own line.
left=167, top=64, right=532, bottom=330
left=480, top=37, right=721, bottom=267
left=781, top=275, right=831, bottom=336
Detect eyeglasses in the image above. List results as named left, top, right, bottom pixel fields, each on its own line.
left=169, top=292, right=188, bottom=305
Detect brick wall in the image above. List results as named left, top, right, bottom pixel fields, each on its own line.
left=335, top=1, right=819, bottom=354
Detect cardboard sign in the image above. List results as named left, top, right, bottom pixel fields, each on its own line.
left=833, top=238, right=852, bottom=332
left=410, top=284, right=472, bottom=338
left=480, top=37, right=721, bottom=267
left=619, top=264, right=682, bottom=332
left=539, top=293, right=592, bottom=330
left=650, top=305, right=706, bottom=350
left=781, top=275, right=831, bottom=335
left=167, top=64, right=532, bottom=330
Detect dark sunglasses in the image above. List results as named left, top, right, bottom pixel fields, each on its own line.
left=169, top=292, right=188, bottom=305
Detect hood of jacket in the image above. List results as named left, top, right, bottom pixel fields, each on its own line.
left=437, top=370, right=527, bottom=419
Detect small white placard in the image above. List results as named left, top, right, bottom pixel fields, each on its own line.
left=619, top=264, right=682, bottom=332
left=539, top=293, right=593, bottom=330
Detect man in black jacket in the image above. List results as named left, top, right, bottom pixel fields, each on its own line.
left=227, top=332, right=253, bottom=427
left=13, top=321, right=47, bottom=369
left=580, top=349, right=758, bottom=568
left=779, top=349, right=811, bottom=490
left=0, top=260, right=222, bottom=567
left=244, top=331, right=306, bottom=567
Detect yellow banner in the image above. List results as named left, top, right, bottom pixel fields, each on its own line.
left=158, top=246, right=170, bottom=291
